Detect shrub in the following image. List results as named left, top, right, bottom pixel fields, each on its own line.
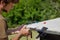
left=2, top=0, right=60, bottom=28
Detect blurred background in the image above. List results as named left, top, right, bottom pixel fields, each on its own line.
left=2, top=0, right=60, bottom=28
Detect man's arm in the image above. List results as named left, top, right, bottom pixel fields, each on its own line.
left=7, top=25, right=25, bottom=35
left=12, top=26, right=30, bottom=40
left=12, top=33, right=22, bottom=40
left=7, top=29, right=19, bottom=35
left=7, top=25, right=24, bottom=35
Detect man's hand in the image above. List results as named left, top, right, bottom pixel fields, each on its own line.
left=19, top=25, right=30, bottom=36
left=12, top=25, right=31, bottom=40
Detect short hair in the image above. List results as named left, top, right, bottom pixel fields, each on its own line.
left=0, top=0, right=19, bottom=4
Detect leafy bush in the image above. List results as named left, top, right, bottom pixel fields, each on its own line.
left=2, top=0, right=60, bottom=28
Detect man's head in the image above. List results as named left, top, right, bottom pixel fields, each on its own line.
left=0, top=0, right=19, bottom=12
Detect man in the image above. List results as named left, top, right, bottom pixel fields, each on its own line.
left=0, top=0, right=30, bottom=40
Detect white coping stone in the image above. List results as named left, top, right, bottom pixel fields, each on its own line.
left=26, top=18, right=60, bottom=34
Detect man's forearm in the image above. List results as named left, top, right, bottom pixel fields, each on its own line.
left=7, top=29, right=18, bottom=35
left=12, top=33, right=22, bottom=40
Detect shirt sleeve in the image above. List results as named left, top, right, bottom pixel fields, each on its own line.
left=0, top=19, right=8, bottom=38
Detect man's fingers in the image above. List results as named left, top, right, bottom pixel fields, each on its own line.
left=27, top=29, right=30, bottom=31
left=23, top=29, right=30, bottom=35
left=19, top=25, right=31, bottom=36
left=27, top=30, right=32, bottom=38
left=22, top=25, right=27, bottom=29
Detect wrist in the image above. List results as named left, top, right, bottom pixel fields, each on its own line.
left=12, top=33, right=22, bottom=40
left=17, top=33, right=22, bottom=38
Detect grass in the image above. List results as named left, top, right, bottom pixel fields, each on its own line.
left=8, top=31, right=38, bottom=40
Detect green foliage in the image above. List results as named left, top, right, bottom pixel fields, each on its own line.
left=2, top=0, right=60, bottom=28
